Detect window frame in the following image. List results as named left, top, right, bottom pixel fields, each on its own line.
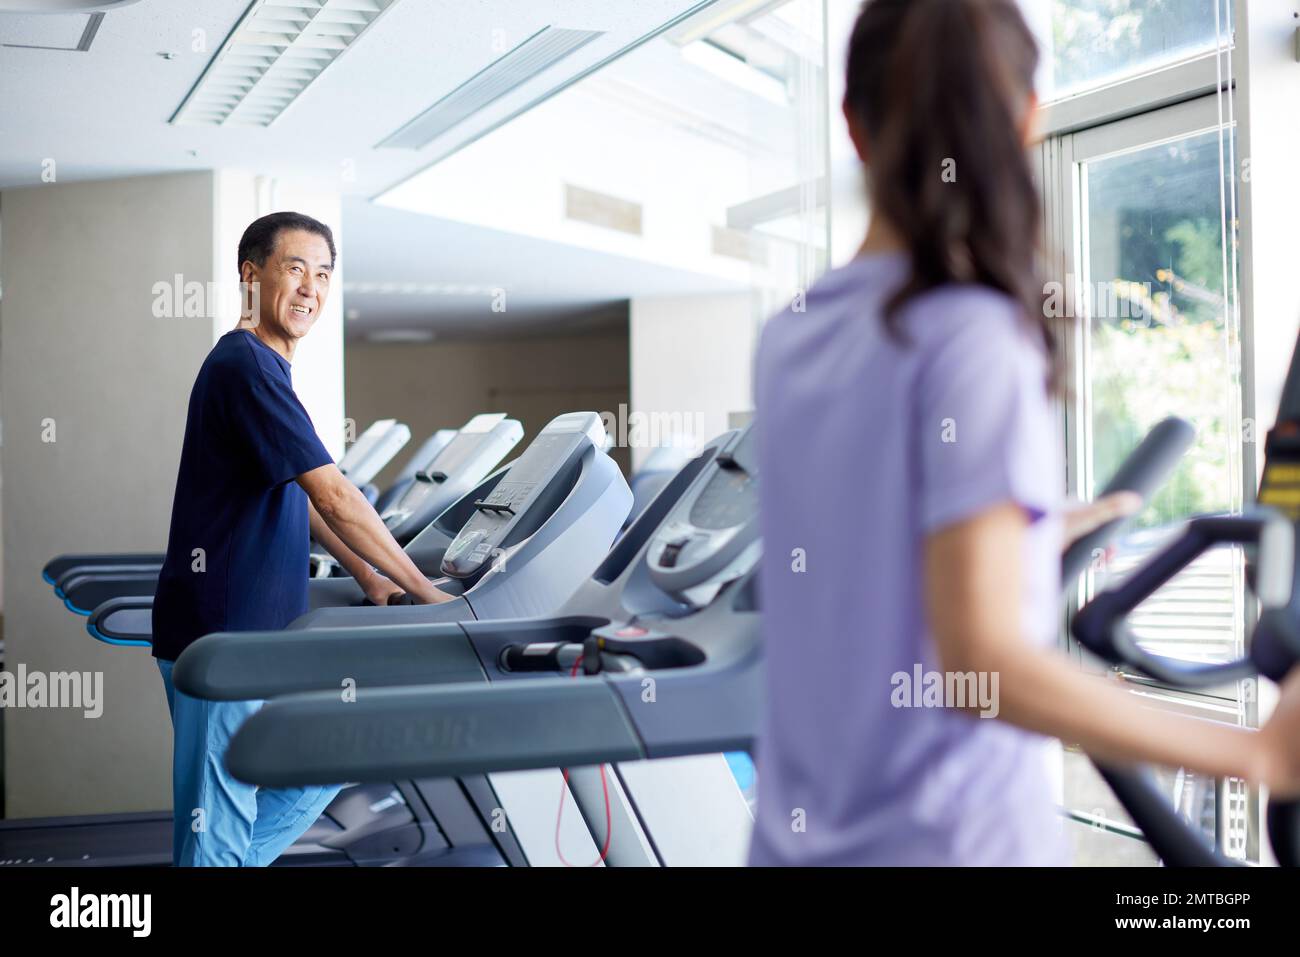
left=1050, top=92, right=1246, bottom=691
left=1039, top=74, right=1259, bottom=860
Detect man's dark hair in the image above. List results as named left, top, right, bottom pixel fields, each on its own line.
left=236, top=211, right=337, bottom=280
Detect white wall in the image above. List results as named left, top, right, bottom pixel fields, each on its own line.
left=629, top=293, right=756, bottom=471
left=1233, top=0, right=1300, bottom=867
left=214, top=171, right=346, bottom=458
left=826, top=0, right=871, bottom=269
left=347, top=323, right=632, bottom=482
left=1236, top=4, right=1300, bottom=459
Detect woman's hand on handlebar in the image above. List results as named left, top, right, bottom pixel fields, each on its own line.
left=1060, top=492, right=1143, bottom=551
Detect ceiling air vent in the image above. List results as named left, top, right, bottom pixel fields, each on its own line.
left=564, top=184, right=642, bottom=237
left=170, top=0, right=397, bottom=128
left=712, top=224, right=768, bottom=265
left=377, top=25, right=603, bottom=150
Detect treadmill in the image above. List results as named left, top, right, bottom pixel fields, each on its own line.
left=88, top=410, right=630, bottom=646
left=311, top=413, right=523, bottom=576
left=219, top=418, right=1195, bottom=866
left=46, top=417, right=415, bottom=613
left=56, top=415, right=518, bottom=616
left=337, top=417, right=412, bottom=493
left=373, top=429, right=457, bottom=514
left=621, top=443, right=696, bottom=532
left=0, top=412, right=632, bottom=867
left=178, top=426, right=759, bottom=868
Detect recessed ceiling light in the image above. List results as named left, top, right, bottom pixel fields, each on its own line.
left=0, top=1, right=141, bottom=9
left=679, top=40, right=787, bottom=105
left=170, top=0, right=399, bottom=128
left=377, top=25, right=604, bottom=150
left=367, top=329, right=436, bottom=344
left=667, top=0, right=788, bottom=46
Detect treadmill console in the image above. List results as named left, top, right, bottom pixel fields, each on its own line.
left=381, top=414, right=522, bottom=530
left=646, top=425, right=758, bottom=599
left=501, top=425, right=757, bottom=676
left=440, top=412, right=607, bottom=580
left=338, top=418, right=396, bottom=476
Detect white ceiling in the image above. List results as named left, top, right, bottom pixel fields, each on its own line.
left=342, top=197, right=750, bottom=339
left=0, top=0, right=713, bottom=194
left=0, top=0, right=748, bottom=337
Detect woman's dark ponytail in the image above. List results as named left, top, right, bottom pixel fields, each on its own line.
left=845, top=0, right=1062, bottom=390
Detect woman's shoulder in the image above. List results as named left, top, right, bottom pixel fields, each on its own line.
left=905, top=281, right=1028, bottom=331
left=903, top=282, right=1046, bottom=363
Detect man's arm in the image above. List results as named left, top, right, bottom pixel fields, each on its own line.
left=307, top=501, right=400, bottom=604
left=299, top=463, right=452, bottom=605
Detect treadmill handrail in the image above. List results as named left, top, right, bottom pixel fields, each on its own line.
left=44, top=552, right=166, bottom=586
left=224, top=637, right=762, bottom=785
left=87, top=595, right=154, bottom=647
left=174, top=442, right=731, bottom=702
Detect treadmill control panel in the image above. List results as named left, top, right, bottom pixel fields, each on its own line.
left=646, top=425, right=758, bottom=598
left=381, top=415, right=522, bottom=530
left=338, top=418, right=396, bottom=475
left=440, top=412, right=607, bottom=579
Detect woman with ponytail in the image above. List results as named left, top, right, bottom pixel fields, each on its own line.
left=751, top=0, right=1300, bottom=866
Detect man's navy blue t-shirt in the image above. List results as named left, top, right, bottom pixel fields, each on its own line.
left=152, top=330, right=332, bottom=661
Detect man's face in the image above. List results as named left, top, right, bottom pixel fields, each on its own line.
left=242, top=228, right=333, bottom=341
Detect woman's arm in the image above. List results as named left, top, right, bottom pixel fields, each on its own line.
left=925, top=502, right=1300, bottom=796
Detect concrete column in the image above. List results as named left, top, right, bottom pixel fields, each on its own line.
left=629, top=293, right=757, bottom=471
left=214, top=171, right=346, bottom=458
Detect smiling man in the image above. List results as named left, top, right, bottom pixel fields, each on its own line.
left=151, top=211, right=451, bottom=866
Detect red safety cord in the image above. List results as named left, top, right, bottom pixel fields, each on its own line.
left=553, top=653, right=613, bottom=866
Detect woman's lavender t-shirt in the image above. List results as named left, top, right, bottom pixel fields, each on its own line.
left=749, top=253, right=1069, bottom=866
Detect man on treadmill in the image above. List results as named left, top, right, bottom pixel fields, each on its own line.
left=151, top=211, right=452, bottom=866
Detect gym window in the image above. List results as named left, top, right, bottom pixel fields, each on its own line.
left=1034, top=4, right=1253, bottom=864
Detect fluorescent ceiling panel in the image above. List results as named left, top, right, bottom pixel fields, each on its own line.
left=0, top=11, right=99, bottom=49
left=170, top=0, right=397, bottom=127
left=0, top=0, right=139, bottom=9
left=377, top=25, right=604, bottom=150
left=666, top=0, right=787, bottom=46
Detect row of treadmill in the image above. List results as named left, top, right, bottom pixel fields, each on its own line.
left=11, top=339, right=1300, bottom=866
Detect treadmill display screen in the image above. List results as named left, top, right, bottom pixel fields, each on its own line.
left=689, top=431, right=757, bottom=531
left=441, top=430, right=586, bottom=578
left=425, top=432, right=486, bottom=477
left=503, top=434, right=574, bottom=486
